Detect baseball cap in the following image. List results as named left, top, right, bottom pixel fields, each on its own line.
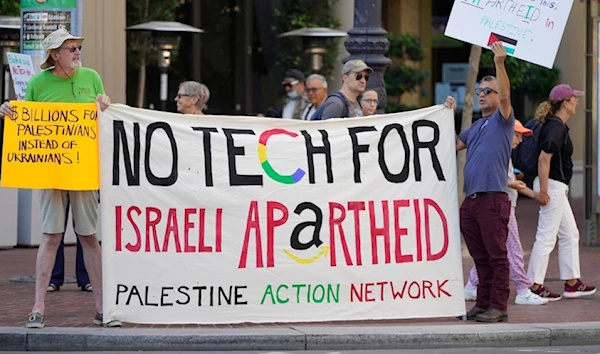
left=283, top=69, right=306, bottom=82
left=342, top=59, right=373, bottom=75
left=40, top=28, right=84, bottom=69
left=514, top=120, right=532, bottom=136
left=549, top=84, right=584, bottom=102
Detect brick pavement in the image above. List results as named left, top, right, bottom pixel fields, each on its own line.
left=0, top=197, right=599, bottom=329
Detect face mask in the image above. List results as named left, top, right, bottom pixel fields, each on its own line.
left=287, top=91, right=298, bottom=99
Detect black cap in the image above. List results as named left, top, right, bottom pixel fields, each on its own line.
left=284, top=69, right=305, bottom=82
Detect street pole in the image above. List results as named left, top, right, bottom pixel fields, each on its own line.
left=158, top=49, right=171, bottom=111
left=344, top=0, right=391, bottom=113
left=583, top=0, right=597, bottom=246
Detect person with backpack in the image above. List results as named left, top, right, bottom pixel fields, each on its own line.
left=464, top=120, right=548, bottom=306
left=525, top=84, right=596, bottom=301
left=310, top=59, right=371, bottom=121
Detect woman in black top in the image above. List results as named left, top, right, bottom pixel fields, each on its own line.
left=526, top=84, right=596, bottom=301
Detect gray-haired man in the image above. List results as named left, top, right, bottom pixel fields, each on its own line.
left=302, top=74, right=328, bottom=120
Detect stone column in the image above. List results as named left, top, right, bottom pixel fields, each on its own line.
left=344, top=0, right=391, bottom=113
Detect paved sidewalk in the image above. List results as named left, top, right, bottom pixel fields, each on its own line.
left=1, top=197, right=599, bottom=351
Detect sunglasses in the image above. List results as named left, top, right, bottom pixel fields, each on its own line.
left=60, top=45, right=82, bottom=53
left=306, top=87, right=324, bottom=93
left=282, top=80, right=299, bottom=88
left=355, top=73, right=369, bottom=81
left=175, top=93, right=192, bottom=99
left=475, top=87, right=498, bottom=96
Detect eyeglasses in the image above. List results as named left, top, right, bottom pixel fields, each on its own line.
left=282, top=80, right=299, bottom=88
left=175, top=93, right=192, bottom=99
left=306, top=87, right=324, bottom=93
left=355, top=73, right=369, bottom=81
left=361, top=98, right=378, bottom=105
left=475, top=87, right=498, bottom=96
left=60, top=45, right=82, bottom=53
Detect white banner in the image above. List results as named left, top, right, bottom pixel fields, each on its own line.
left=444, top=0, right=574, bottom=68
left=99, top=104, right=465, bottom=324
left=6, top=53, right=35, bottom=101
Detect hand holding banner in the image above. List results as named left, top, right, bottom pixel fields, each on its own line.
left=0, top=101, right=99, bottom=190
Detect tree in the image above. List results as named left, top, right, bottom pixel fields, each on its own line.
left=126, top=0, right=180, bottom=108
left=274, top=0, right=341, bottom=79
left=0, top=0, right=19, bottom=16
left=384, top=33, right=428, bottom=113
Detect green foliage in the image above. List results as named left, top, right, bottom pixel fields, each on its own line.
left=480, top=51, right=561, bottom=104
left=384, top=33, right=428, bottom=113
left=126, top=0, right=181, bottom=69
left=387, top=33, right=424, bottom=62
left=274, top=0, right=341, bottom=79
left=385, top=64, right=428, bottom=97
left=0, top=0, right=19, bottom=16
left=386, top=102, right=421, bottom=113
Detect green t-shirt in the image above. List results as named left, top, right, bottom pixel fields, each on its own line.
left=25, top=67, right=105, bottom=103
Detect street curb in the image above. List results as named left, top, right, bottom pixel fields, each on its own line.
left=1, top=322, right=600, bottom=351
left=294, top=324, right=550, bottom=350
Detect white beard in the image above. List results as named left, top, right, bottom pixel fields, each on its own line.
left=70, top=60, right=81, bottom=70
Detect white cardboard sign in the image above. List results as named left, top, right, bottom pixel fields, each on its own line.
left=6, top=53, right=35, bottom=101
left=444, top=0, right=574, bottom=68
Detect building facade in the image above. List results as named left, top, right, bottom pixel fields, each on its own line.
left=53, top=0, right=600, bottom=199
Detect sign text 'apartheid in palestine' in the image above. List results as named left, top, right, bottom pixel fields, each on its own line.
left=444, top=0, right=574, bottom=68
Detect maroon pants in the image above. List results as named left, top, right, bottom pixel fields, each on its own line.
left=460, top=192, right=510, bottom=311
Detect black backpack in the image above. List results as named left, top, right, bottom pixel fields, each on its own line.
left=310, top=92, right=350, bottom=121
left=511, top=116, right=567, bottom=179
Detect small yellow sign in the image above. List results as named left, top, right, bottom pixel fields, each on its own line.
left=1, top=100, right=99, bottom=190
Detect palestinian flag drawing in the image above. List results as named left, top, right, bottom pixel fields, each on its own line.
left=487, top=32, right=517, bottom=55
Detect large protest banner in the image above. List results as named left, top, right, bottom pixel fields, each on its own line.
left=100, top=104, right=465, bottom=324
left=1, top=101, right=99, bottom=190
left=444, top=0, right=574, bottom=68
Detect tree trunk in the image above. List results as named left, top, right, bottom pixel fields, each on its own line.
left=457, top=45, right=482, bottom=204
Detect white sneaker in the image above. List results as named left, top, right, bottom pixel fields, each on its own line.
left=464, top=287, right=477, bottom=301
left=515, top=289, right=549, bottom=305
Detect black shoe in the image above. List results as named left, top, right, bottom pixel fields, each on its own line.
left=457, top=306, right=488, bottom=320
left=475, top=308, right=508, bottom=323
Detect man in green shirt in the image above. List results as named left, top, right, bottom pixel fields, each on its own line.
left=0, top=28, right=116, bottom=328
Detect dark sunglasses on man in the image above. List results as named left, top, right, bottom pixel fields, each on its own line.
left=354, top=73, right=369, bottom=81
left=282, top=80, right=299, bottom=88
left=61, top=45, right=82, bottom=53
left=475, top=87, right=497, bottom=96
